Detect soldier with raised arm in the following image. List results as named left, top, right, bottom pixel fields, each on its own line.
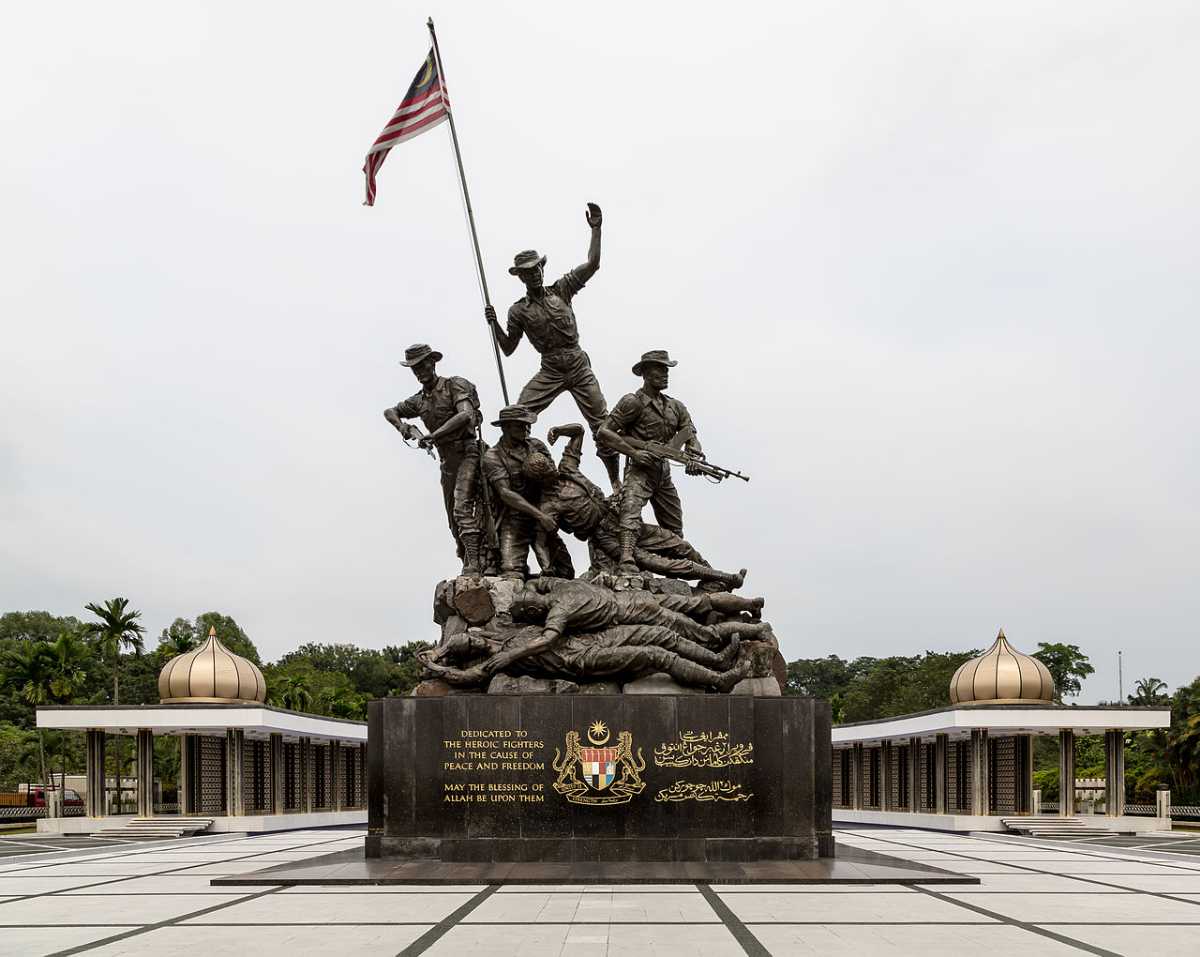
left=485, top=202, right=622, bottom=492
left=383, top=344, right=484, bottom=576
left=598, top=350, right=705, bottom=574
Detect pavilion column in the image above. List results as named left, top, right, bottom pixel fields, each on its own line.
left=970, top=729, right=989, bottom=816
left=908, top=737, right=921, bottom=812
left=301, top=737, right=313, bottom=813
left=851, top=743, right=864, bottom=810
left=226, top=730, right=245, bottom=816
left=881, top=740, right=893, bottom=812
left=1021, top=734, right=1035, bottom=815
left=332, top=743, right=345, bottom=812
left=1059, top=729, right=1076, bottom=816
left=359, top=743, right=367, bottom=809
left=85, top=730, right=106, bottom=818
left=178, top=736, right=193, bottom=816
left=270, top=734, right=284, bottom=816
left=934, top=733, right=948, bottom=814
left=135, top=730, right=154, bottom=818
left=1105, top=730, right=1125, bottom=817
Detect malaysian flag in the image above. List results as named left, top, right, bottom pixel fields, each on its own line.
left=363, top=49, right=449, bottom=206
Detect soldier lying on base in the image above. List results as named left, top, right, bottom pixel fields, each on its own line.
left=420, top=622, right=750, bottom=692
left=527, top=423, right=748, bottom=588
left=509, top=576, right=767, bottom=649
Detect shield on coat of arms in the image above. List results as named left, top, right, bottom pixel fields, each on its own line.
left=581, top=747, right=618, bottom=790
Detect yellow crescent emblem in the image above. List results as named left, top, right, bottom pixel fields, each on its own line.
left=417, top=57, right=434, bottom=88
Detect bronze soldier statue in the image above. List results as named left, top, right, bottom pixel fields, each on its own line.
left=484, top=202, right=622, bottom=492
left=384, top=344, right=485, bottom=577
left=526, top=423, right=749, bottom=588
left=422, top=622, right=749, bottom=692
left=598, top=350, right=704, bottom=573
left=481, top=405, right=571, bottom=579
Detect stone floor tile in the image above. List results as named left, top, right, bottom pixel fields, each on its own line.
left=0, top=893, right=246, bottom=926
left=182, top=889, right=474, bottom=923
left=1068, top=874, right=1200, bottom=893
left=724, top=890, right=994, bottom=923
left=943, top=890, right=1200, bottom=923
left=1040, top=923, right=1200, bottom=956
left=0, top=925, right=139, bottom=957
left=956, top=872, right=1128, bottom=892
left=749, top=922, right=1084, bottom=955
left=82, top=923, right=432, bottom=956
left=465, top=890, right=716, bottom=923
left=59, top=875, right=243, bottom=895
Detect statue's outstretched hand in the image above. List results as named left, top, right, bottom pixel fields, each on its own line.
left=585, top=202, right=602, bottom=228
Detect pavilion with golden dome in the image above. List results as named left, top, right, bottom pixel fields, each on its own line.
left=35, top=628, right=367, bottom=835
left=831, top=630, right=1171, bottom=833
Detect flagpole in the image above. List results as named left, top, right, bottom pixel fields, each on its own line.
left=426, top=17, right=510, bottom=406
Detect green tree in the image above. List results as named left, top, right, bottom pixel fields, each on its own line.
left=1032, top=642, right=1094, bottom=702
left=273, top=675, right=314, bottom=712
left=157, top=618, right=198, bottom=657
left=194, top=612, right=261, bottom=664
left=1129, top=677, right=1169, bottom=706
left=83, top=598, right=145, bottom=705
left=840, top=650, right=979, bottom=723
left=0, top=611, right=84, bottom=644
left=1, top=641, right=55, bottom=783
left=46, top=632, right=91, bottom=789
left=785, top=655, right=875, bottom=700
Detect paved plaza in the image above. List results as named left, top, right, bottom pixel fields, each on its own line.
left=1, top=826, right=1200, bottom=955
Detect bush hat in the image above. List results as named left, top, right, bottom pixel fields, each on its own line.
left=632, top=349, right=678, bottom=376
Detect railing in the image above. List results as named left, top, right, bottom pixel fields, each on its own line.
left=0, top=806, right=86, bottom=820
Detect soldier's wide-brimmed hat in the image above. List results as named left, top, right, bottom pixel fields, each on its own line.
left=632, top=349, right=678, bottom=375
left=400, top=343, right=443, bottom=367
left=508, top=249, right=547, bottom=275
left=490, top=404, right=538, bottom=427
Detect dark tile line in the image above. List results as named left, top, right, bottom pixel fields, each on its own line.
left=396, top=883, right=501, bottom=957
left=695, top=882, right=771, bottom=957
left=910, top=885, right=1123, bottom=957
left=45, top=886, right=288, bottom=956
left=849, top=833, right=1200, bottom=909
left=0, top=833, right=356, bottom=908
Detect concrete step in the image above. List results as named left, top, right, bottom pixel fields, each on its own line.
left=91, top=817, right=213, bottom=839
left=1000, top=816, right=1114, bottom=838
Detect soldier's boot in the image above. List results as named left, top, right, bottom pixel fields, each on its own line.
left=708, top=593, right=764, bottom=618
left=617, top=530, right=639, bottom=576
left=667, top=657, right=748, bottom=693
left=459, top=533, right=483, bottom=579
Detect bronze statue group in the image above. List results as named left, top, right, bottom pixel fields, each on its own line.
left=385, top=204, right=775, bottom=693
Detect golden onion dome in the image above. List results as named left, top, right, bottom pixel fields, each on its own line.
left=949, top=630, right=1055, bottom=705
left=158, top=626, right=266, bottom=704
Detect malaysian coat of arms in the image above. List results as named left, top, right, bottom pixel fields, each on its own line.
left=552, top=721, right=646, bottom=805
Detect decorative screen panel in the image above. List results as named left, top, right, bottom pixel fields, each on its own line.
left=198, top=736, right=226, bottom=815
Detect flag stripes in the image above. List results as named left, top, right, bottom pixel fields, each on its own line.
left=363, top=49, right=449, bottom=206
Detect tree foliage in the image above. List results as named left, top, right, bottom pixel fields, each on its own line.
left=1031, top=642, right=1095, bottom=702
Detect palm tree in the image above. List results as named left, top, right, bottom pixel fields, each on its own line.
left=275, top=675, right=314, bottom=713
left=47, top=631, right=90, bottom=792
left=84, top=598, right=144, bottom=813
left=83, top=597, right=145, bottom=706
left=1130, top=677, right=1169, bottom=707
left=1, top=642, right=55, bottom=784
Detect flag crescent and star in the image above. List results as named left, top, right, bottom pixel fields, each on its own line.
left=362, top=49, right=449, bottom=206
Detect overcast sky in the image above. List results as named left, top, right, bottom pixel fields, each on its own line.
left=2, top=1, right=1197, bottom=702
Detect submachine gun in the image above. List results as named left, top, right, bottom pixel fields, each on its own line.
left=641, top=427, right=749, bottom=484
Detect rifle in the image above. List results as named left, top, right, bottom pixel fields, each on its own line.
left=640, top=427, right=750, bottom=484
left=385, top=411, right=436, bottom=459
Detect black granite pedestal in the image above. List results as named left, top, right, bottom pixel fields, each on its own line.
left=366, top=694, right=832, bottom=863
